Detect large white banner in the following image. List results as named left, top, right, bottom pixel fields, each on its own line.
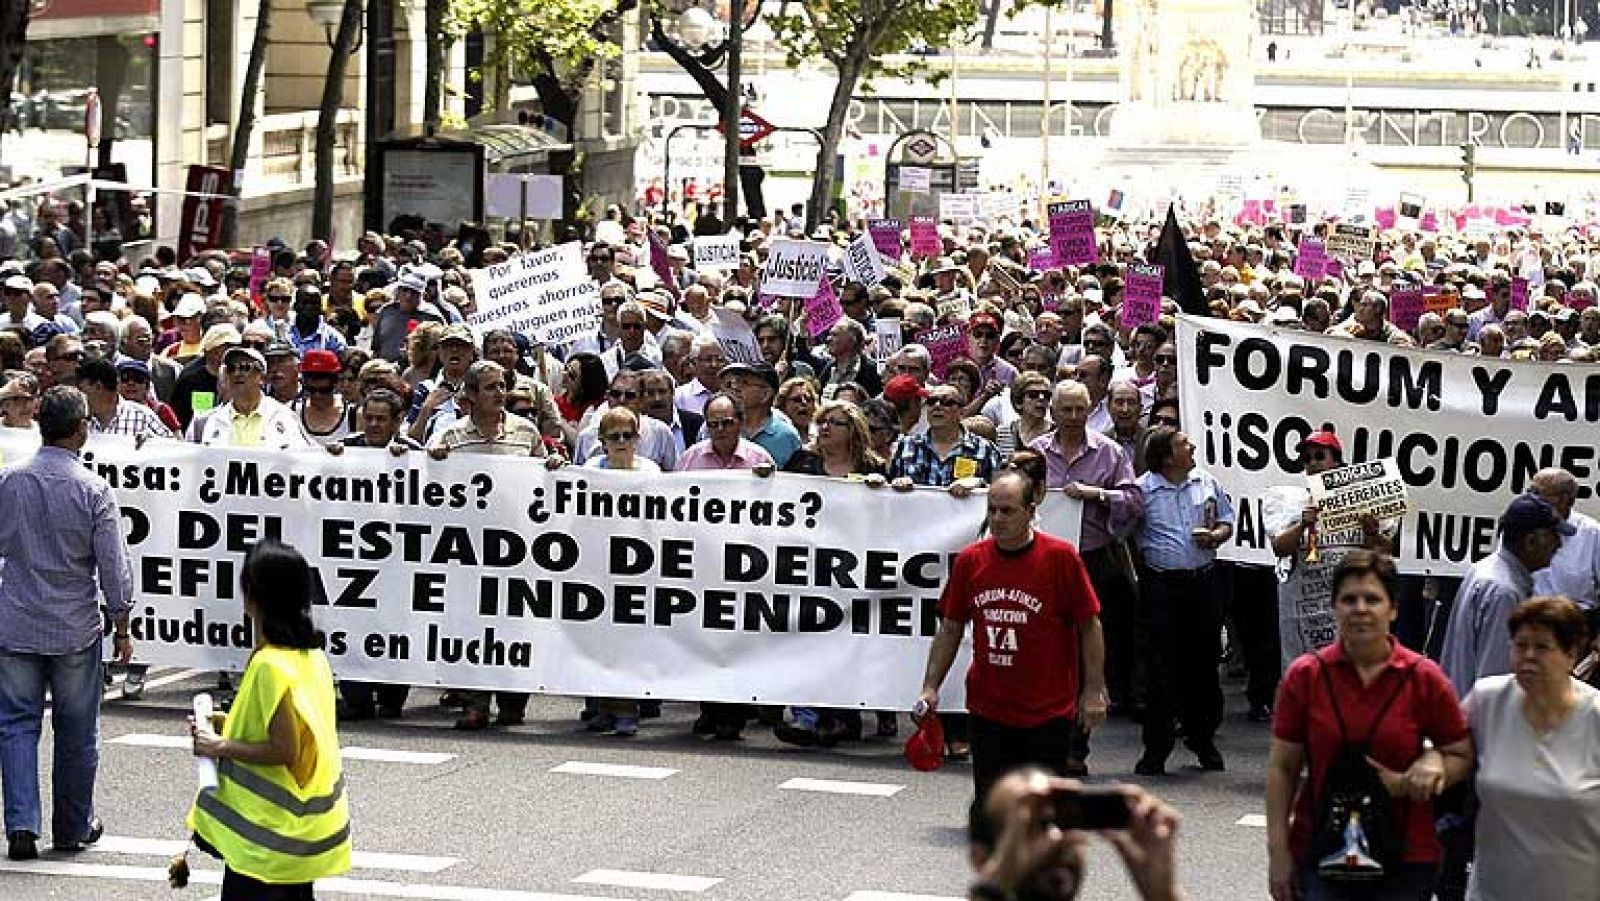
left=1177, top=315, right=1600, bottom=575
left=0, top=432, right=1082, bottom=708
left=467, top=243, right=601, bottom=346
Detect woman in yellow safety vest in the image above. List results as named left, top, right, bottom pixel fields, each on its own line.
left=187, top=539, right=351, bottom=900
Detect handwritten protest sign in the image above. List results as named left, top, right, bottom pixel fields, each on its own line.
left=1327, top=223, right=1376, bottom=263
left=710, top=307, right=760, bottom=364
left=248, top=246, right=271, bottom=300
left=1121, top=263, right=1165, bottom=329
left=873, top=319, right=904, bottom=362
left=1047, top=199, right=1097, bottom=267
left=762, top=238, right=830, bottom=297
left=939, top=193, right=979, bottom=225
left=899, top=166, right=931, bottom=193
left=467, top=242, right=600, bottom=346
left=844, top=233, right=886, bottom=287
left=1027, top=247, right=1056, bottom=271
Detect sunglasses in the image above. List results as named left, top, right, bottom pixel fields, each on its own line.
left=620, top=323, right=645, bottom=332
left=1155, top=355, right=1178, bottom=365
left=819, top=417, right=853, bottom=428
left=1085, top=338, right=1111, bottom=348
left=117, top=373, right=149, bottom=383
left=706, top=417, right=739, bottom=429
left=971, top=330, right=999, bottom=340
left=603, top=431, right=637, bottom=443
left=223, top=362, right=261, bottom=375
left=926, top=397, right=961, bottom=408
left=608, top=389, right=640, bottom=400
left=1151, top=416, right=1180, bottom=427
left=51, top=350, right=85, bottom=362
left=601, top=298, right=621, bottom=308
left=893, top=364, right=925, bottom=374
left=267, top=295, right=291, bottom=303
left=1023, top=390, right=1051, bottom=400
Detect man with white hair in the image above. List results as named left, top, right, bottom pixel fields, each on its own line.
left=675, top=334, right=725, bottom=416
left=80, top=312, right=121, bottom=359
left=598, top=301, right=663, bottom=377
left=30, top=283, right=77, bottom=335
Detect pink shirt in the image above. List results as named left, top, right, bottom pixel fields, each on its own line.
left=675, top=438, right=774, bottom=471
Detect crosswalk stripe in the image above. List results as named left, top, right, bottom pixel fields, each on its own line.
left=779, top=777, right=904, bottom=797
left=108, top=733, right=455, bottom=764
left=101, top=667, right=208, bottom=702
left=841, top=892, right=966, bottom=901
left=1236, top=813, right=1268, bottom=827
left=572, top=869, right=722, bottom=892
left=550, top=761, right=678, bottom=780
left=0, top=860, right=632, bottom=899
left=93, top=836, right=459, bottom=873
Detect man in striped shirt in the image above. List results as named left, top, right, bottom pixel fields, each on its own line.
left=77, top=356, right=173, bottom=442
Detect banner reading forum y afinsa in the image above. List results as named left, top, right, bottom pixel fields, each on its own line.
left=1177, top=315, right=1600, bottom=576
left=0, top=431, right=1081, bottom=709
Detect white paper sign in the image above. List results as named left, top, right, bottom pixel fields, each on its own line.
left=709, top=307, right=761, bottom=364
left=873, top=318, right=904, bottom=362
left=484, top=174, right=565, bottom=220
left=761, top=238, right=831, bottom=298
left=693, top=235, right=741, bottom=272
left=899, top=166, right=931, bottom=193
left=843, top=233, right=886, bottom=287
left=939, top=193, right=980, bottom=224
left=466, top=242, right=599, bottom=346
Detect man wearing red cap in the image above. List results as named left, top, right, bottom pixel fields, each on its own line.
left=1265, top=426, right=1397, bottom=677
left=882, top=374, right=928, bottom=438
left=292, top=349, right=352, bottom=441
left=965, top=310, right=1017, bottom=401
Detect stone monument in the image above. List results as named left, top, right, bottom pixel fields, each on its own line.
left=1112, top=0, right=1261, bottom=146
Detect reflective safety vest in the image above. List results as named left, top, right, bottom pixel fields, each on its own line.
left=188, top=646, right=351, bottom=884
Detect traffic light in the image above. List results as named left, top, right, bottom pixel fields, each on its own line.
left=1461, top=143, right=1477, bottom=202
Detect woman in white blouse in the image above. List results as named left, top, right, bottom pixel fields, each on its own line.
left=1465, top=595, right=1600, bottom=901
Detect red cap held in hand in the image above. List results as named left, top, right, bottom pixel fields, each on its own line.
left=904, top=713, right=945, bottom=772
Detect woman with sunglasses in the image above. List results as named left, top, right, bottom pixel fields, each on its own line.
left=774, top=400, right=890, bottom=747
left=997, top=371, right=1054, bottom=458
left=775, top=377, right=818, bottom=443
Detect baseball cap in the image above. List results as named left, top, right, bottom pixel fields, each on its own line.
left=0, top=378, right=36, bottom=401
left=1501, top=493, right=1577, bottom=538
left=968, top=311, right=1002, bottom=333
left=3, top=274, right=33, bottom=292
left=300, top=349, right=341, bottom=374
left=720, top=360, right=779, bottom=394
left=883, top=374, right=930, bottom=404
left=395, top=270, right=428, bottom=294
left=638, top=290, right=674, bottom=322
left=1297, top=423, right=1343, bottom=457
left=439, top=323, right=475, bottom=346
left=184, top=267, right=218, bottom=288
left=222, top=345, right=267, bottom=370
left=199, top=324, right=243, bottom=354
left=172, top=293, right=207, bottom=319
left=262, top=340, right=299, bottom=360
left=115, top=359, right=152, bottom=381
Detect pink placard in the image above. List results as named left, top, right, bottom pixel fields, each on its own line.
left=869, top=218, right=902, bottom=260
left=805, top=276, right=843, bottom=339
left=1294, top=238, right=1328, bottom=282
left=1420, top=211, right=1439, bottom=233
left=1389, top=287, right=1424, bottom=332
left=1121, top=263, right=1164, bottom=329
left=914, top=323, right=969, bottom=379
left=1027, top=248, right=1056, bottom=271
left=1047, top=199, right=1098, bottom=267
left=1326, top=259, right=1344, bottom=280
left=1375, top=207, right=1398, bottom=230
left=1510, top=277, right=1530, bottom=312
left=908, top=215, right=941, bottom=257
left=248, top=246, right=271, bottom=302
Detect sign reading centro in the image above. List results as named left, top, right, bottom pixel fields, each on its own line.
left=0, top=431, right=1082, bottom=709
left=1176, top=315, right=1600, bottom=575
left=762, top=238, right=830, bottom=297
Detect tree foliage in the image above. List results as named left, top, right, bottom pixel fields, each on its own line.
left=444, top=0, right=634, bottom=129
left=763, top=0, right=980, bottom=229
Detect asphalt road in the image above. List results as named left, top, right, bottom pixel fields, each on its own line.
left=2, top=668, right=1276, bottom=900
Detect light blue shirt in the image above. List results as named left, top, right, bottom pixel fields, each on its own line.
left=1440, top=545, right=1534, bottom=700
left=1134, top=467, right=1235, bottom=572
left=747, top=409, right=801, bottom=468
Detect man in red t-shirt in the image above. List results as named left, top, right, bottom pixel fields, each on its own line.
left=917, top=468, right=1107, bottom=798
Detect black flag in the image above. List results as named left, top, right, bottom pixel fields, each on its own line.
left=1154, top=204, right=1207, bottom=317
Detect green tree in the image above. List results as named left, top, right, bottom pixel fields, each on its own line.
left=765, top=0, right=980, bottom=230
left=0, top=0, right=29, bottom=136
left=312, top=0, right=363, bottom=240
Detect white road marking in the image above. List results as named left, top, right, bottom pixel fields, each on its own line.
left=1236, top=813, right=1268, bottom=827
left=572, top=868, right=722, bottom=892
left=94, top=836, right=458, bottom=873
left=0, top=860, right=630, bottom=900
left=107, top=733, right=455, bottom=765
left=779, top=777, right=904, bottom=797
left=841, top=892, right=966, bottom=901
left=550, top=761, right=678, bottom=780
left=102, top=667, right=207, bottom=701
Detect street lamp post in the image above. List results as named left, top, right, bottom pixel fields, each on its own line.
left=723, top=0, right=744, bottom=226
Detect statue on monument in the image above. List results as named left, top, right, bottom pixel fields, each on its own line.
left=1112, top=0, right=1260, bottom=144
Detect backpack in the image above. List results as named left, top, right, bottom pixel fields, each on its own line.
left=1309, top=659, right=1414, bottom=883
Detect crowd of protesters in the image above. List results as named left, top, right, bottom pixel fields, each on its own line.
left=4, top=188, right=1600, bottom=896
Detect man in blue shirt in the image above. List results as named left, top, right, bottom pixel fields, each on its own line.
left=1132, top=425, right=1234, bottom=776
left=0, top=387, right=134, bottom=860
left=720, top=361, right=800, bottom=467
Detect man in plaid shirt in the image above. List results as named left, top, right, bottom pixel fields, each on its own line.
left=76, top=356, right=173, bottom=442
left=888, top=382, right=1002, bottom=491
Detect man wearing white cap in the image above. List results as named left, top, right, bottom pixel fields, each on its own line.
left=370, top=269, right=444, bottom=364
left=161, top=293, right=209, bottom=364
left=1, top=276, right=44, bottom=335
left=195, top=345, right=310, bottom=449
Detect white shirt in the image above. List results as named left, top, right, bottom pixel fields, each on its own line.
left=1534, top=510, right=1600, bottom=607
left=1087, top=397, right=1113, bottom=434
left=1465, top=675, right=1600, bottom=901
left=675, top=378, right=716, bottom=417
left=571, top=412, right=679, bottom=471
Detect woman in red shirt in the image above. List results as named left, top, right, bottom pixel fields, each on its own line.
left=1265, top=549, right=1473, bottom=900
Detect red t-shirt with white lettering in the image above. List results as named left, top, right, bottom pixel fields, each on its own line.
left=938, top=531, right=1101, bottom=727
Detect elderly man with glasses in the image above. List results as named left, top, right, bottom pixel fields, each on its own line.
left=194, top=345, right=310, bottom=449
